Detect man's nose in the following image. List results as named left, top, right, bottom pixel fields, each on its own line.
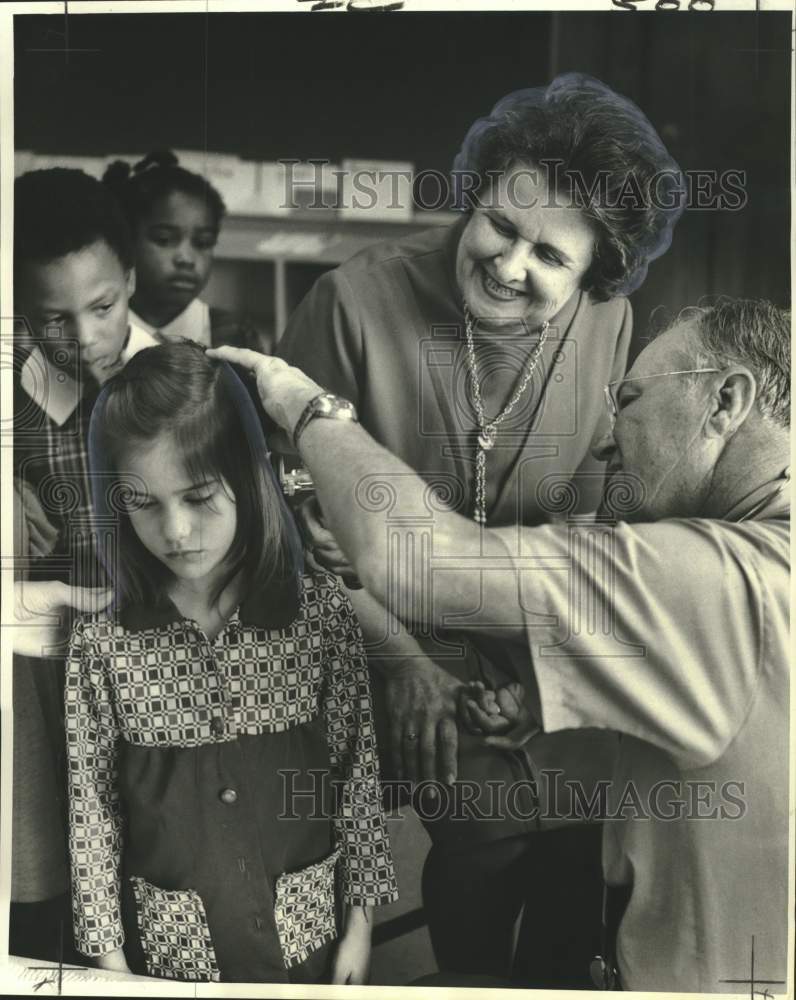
left=591, top=427, right=617, bottom=463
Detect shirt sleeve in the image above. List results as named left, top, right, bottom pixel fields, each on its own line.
left=319, top=576, right=399, bottom=908
left=276, top=268, right=364, bottom=407
left=491, top=516, right=771, bottom=771
left=64, top=616, right=125, bottom=956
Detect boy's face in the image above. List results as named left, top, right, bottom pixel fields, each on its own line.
left=17, top=238, right=134, bottom=385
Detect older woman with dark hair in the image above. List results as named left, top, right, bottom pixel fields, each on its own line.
left=277, top=73, right=684, bottom=986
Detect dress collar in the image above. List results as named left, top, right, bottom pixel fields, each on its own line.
left=19, top=322, right=159, bottom=426
left=117, top=573, right=302, bottom=633
left=129, top=299, right=212, bottom=347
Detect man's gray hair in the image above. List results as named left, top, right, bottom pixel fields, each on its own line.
left=677, top=298, right=790, bottom=427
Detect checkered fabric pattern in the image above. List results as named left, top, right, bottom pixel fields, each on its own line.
left=66, top=572, right=398, bottom=959
left=130, top=876, right=220, bottom=982
left=273, top=847, right=341, bottom=968
left=14, top=362, right=106, bottom=587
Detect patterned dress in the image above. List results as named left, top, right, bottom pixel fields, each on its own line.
left=65, top=571, right=398, bottom=983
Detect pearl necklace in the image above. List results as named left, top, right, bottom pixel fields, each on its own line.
left=464, top=304, right=549, bottom=524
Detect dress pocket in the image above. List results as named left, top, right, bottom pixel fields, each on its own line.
left=274, top=846, right=342, bottom=969
left=130, top=875, right=220, bottom=982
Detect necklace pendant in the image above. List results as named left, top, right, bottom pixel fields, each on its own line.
left=478, top=428, right=496, bottom=451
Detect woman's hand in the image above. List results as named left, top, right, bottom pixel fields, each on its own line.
left=206, top=346, right=323, bottom=440
left=95, top=947, right=131, bottom=973
left=460, top=680, right=541, bottom=750
left=331, top=905, right=372, bottom=985
left=386, top=659, right=463, bottom=785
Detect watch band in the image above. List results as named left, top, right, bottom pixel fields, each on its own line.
left=292, top=392, right=359, bottom=449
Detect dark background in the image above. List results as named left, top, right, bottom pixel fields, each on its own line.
left=14, top=10, right=792, bottom=353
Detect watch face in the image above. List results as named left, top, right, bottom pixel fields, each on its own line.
left=320, top=394, right=353, bottom=418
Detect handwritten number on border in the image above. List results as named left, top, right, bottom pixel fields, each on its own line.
left=613, top=1, right=716, bottom=10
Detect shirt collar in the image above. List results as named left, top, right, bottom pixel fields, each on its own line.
left=724, top=468, right=791, bottom=523
left=129, top=299, right=211, bottom=347
left=19, top=322, right=159, bottom=426
left=117, top=573, right=302, bottom=633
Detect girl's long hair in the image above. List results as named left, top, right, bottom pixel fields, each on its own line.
left=88, top=339, right=302, bottom=610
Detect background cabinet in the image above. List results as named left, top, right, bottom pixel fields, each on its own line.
left=208, top=210, right=457, bottom=341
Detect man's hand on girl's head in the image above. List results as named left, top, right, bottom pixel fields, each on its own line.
left=207, top=346, right=323, bottom=437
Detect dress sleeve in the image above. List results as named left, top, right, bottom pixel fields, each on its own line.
left=319, top=576, right=398, bottom=908
left=64, top=616, right=125, bottom=956
left=571, top=296, right=634, bottom=513
left=276, top=268, right=364, bottom=407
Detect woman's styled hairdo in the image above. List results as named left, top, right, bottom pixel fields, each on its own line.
left=88, top=339, right=302, bottom=610
left=102, top=150, right=226, bottom=232
left=452, top=73, right=686, bottom=300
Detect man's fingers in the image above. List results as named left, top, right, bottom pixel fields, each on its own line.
left=206, top=345, right=272, bottom=372
left=495, top=685, right=523, bottom=721
left=479, top=690, right=502, bottom=716
left=483, top=733, right=523, bottom=751
left=437, top=716, right=458, bottom=785
left=465, top=699, right=511, bottom=735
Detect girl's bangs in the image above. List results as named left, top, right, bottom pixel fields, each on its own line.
left=173, top=399, right=232, bottom=494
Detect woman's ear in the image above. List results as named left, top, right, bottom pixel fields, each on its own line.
left=705, top=366, right=757, bottom=439
left=126, top=267, right=136, bottom=299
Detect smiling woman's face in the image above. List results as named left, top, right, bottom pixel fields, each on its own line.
left=455, top=161, right=596, bottom=330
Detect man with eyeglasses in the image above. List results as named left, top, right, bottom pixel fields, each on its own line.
left=210, top=296, right=790, bottom=993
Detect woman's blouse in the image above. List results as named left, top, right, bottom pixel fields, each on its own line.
left=277, top=217, right=633, bottom=525
left=65, top=572, right=398, bottom=983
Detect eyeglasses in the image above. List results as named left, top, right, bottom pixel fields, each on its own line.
left=604, top=368, right=722, bottom=428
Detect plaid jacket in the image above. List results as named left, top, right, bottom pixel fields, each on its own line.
left=13, top=324, right=159, bottom=588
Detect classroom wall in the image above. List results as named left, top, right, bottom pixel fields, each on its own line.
left=14, top=10, right=791, bottom=353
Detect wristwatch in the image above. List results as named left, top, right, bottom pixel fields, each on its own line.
left=292, top=392, right=359, bottom=448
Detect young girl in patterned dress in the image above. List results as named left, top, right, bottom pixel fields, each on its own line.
left=65, top=339, right=397, bottom=984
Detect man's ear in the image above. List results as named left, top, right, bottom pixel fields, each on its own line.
left=705, top=366, right=757, bottom=439
left=126, top=267, right=136, bottom=298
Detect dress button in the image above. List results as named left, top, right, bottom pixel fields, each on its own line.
left=210, top=716, right=225, bottom=736
left=219, top=787, right=238, bottom=805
